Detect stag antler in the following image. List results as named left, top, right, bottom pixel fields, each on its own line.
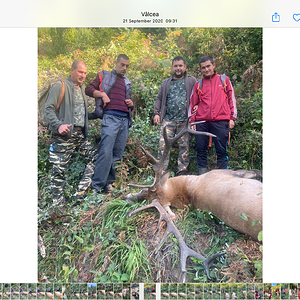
left=129, top=199, right=225, bottom=282
left=128, top=116, right=216, bottom=190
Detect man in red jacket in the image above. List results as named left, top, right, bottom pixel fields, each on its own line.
left=190, top=56, right=237, bottom=174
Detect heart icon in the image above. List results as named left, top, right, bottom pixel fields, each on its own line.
left=293, top=13, right=300, bottom=22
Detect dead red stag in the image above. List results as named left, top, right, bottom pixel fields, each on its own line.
left=125, top=117, right=262, bottom=282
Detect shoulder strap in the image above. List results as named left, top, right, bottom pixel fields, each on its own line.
left=220, top=74, right=227, bottom=93
left=219, top=74, right=229, bottom=105
left=199, top=78, right=203, bottom=90
left=197, top=79, right=203, bottom=101
left=102, top=70, right=116, bottom=96
left=98, top=71, right=104, bottom=92
left=197, top=75, right=227, bottom=102
left=55, top=80, right=65, bottom=112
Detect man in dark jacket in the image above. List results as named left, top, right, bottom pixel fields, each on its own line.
left=153, top=56, right=196, bottom=176
left=85, top=54, right=133, bottom=194
left=44, top=60, right=97, bottom=206
left=190, top=55, right=237, bottom=174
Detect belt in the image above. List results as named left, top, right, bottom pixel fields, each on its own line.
left=73, top=126, right=83, bottom=131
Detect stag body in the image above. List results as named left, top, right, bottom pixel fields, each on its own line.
left=155, top=170, right=262, bottom=241
left=126, top=169, right=262, bottom=241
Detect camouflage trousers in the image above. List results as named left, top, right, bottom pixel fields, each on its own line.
left=49, top=130, right=97, bottom=204
left=158, top=120, right=190, bottom=173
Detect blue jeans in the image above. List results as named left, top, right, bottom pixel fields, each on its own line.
left=195, top=120, right=229, bottom=169
left=91, top=113, right=129, bottom=191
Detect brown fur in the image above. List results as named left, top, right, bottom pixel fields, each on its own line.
left=128, top=170, right=262, bottom=241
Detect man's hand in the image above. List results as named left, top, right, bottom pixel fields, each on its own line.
left=154, top=115, right=160, bottom=125
left=124, top=99, right=134, bottom=108
left=102, top=93, right=111, bottom=108
left=58, top=124, right=72, bottom=135
left=193, top=105, right=198, bottom=114
left=229, top=120, right=235, bottom=129
left=191, top=125, right=196, bottom=131
left=93, top=90, right=110, bottom=108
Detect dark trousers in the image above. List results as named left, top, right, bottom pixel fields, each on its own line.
left=195, top=120, right=229, bottom=169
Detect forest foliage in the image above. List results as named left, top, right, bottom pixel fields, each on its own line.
left=38, top=27, right=262, bottom=283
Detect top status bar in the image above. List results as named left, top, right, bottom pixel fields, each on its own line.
left=0, top=0, right=300, bottom=28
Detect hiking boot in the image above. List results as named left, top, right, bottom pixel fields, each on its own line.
left=176, top=170, right=189, bottom=176
left=102, top=184, right=114, bottom=194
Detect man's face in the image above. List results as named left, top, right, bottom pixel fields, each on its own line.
left=71, top=62, right=87, bottom=85
left=115, top=57, right=130, bottom=76
left=172, top=59, right=186, bottom=79
left=200, top=60, right=215, bottom=77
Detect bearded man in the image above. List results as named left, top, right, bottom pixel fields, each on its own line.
left=153, top=56, right=196, bottom=176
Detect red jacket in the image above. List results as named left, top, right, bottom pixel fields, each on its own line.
left=189, top=71, right=237, bottom=123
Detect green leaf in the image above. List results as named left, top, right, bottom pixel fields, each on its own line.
left=74, top=235, right=83, bottom=244
left=204, top=248, right=211, bottom=254
left=258, top=231, right=263, bottom=241
left=251, top=220, right=260, bottom=228
left=236, top=213, right=248, bottom=221
left=73, top=269, right=78, bottom=277
left=121, top=273, right=130, bottom=282
left=254, top=262, right=262, bottom=270
left=82, top=244, right=94, bottom=251
left=62, top=251, right=71, bottom=257
left=62, top=266, right=69, bottom=274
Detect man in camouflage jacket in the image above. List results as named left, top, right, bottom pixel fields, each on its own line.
left=44, top=60, right=97, bottom=206
left=153, top=56, right=196, bottom=176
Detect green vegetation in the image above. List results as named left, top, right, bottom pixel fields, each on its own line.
left=38, top=28, right=262, bottom=283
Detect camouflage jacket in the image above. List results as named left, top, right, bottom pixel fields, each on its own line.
left=153, top=73, right=197, bottom=123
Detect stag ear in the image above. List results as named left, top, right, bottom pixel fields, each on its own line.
left=150, top=171, right=170, bottom=192
left=158, top=171, right=171, bottom=187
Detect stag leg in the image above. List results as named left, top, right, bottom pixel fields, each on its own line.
left=129, top=199, right=226, bottom=282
